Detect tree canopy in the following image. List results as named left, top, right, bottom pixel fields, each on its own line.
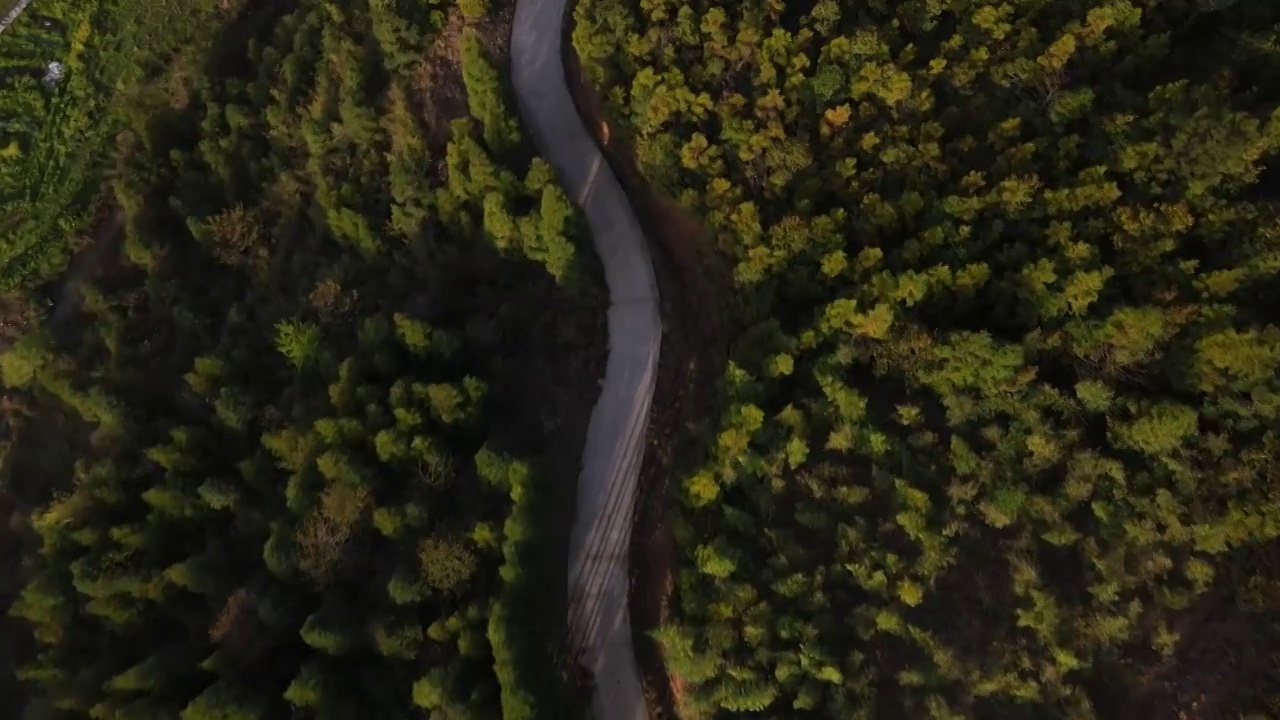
left=0, top=0, right=594, bottom=718
left=573, top=0, right=1280, bottom=716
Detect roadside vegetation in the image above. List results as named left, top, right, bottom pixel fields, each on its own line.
left=572, top=0, right=1280, bottom=717
left=0, top=0, right=596, bottom=718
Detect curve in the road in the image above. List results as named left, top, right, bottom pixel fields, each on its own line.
left=509, top=1, right=661, bottom=720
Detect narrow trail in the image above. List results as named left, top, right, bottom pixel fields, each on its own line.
left=510, top=1, right=661, bottom=719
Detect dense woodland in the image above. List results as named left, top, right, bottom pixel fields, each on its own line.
left=5, top=0, right=1280, bottom=717
left=573, top=0, right=1280, bottom=717
left=0, top=0, right=599, bottom=718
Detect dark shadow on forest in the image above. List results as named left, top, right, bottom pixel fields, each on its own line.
left=481, top=234, right=606, bottom=720
left=0, top=392, right=93, bottom=720
left=200, top=0, right=299, bottom=80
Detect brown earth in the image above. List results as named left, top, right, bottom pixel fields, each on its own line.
left=1123, top=580, right=1275, bottom=720
left=1124, top=609, right=1241, bottom=720
left=410, top=3, right=516, bottom=168
left=412, top=9, right=471, bottom=152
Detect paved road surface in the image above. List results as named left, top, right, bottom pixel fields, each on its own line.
left=510, top=1, right=661, bottom=719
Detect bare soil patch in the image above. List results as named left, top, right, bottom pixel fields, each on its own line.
left=1123, top=588, right=1270, bottom=720
left=411, top=5, right=514, bottom=159
left=412, top=9, right=470, bottom=152
left=0, top=297, right=38, bottom=353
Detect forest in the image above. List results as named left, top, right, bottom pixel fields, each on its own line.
left=0, top=0, right=601, bottom=717
left=570, top=0, right=1280, bottom=717
left=4, top=0, right=1280, bottom=717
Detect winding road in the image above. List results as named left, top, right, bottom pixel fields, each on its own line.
left=510, top=1, right=661, bottom=719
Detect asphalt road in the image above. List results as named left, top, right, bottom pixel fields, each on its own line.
left=510, top=1, right=661, bottom=718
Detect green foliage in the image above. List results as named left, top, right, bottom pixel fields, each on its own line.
left=418, top=535, right=478, bottom=593
left=460, top=28, right=518, bottom=153
left=4, top=0, right=593, bottom=718
left=576, top=0, right=1280, bottom=715
left=274, top=319, right=321, bottom=371
left=180, top=681, right=267, bottom=720
left=0, top=328, right=51, bottom=387
left=282, top=662, right=324, bottom=709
